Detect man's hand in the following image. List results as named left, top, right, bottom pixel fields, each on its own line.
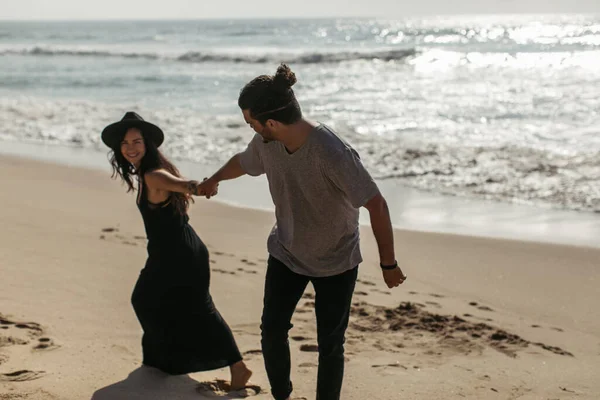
left=197, top=177, right=219, bottom=198
left=382, top=266, right=407, bottom=289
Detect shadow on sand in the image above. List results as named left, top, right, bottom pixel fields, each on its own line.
left=91, top=366, right=261, bottom=399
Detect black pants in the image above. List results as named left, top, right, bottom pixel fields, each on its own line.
left=261, top=255, right=358, bottom=400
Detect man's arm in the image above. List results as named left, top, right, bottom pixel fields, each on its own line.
left=323, top=146, right=406, bottom=288
left=210, top=153, right=247, bottom=182
left=199, top=134, right=265, bottom=198
left=363, top=193, right=395, bottom=265
left=363, top=193, right=407, bottom=289
left=198, top=154, right=246, bottom=198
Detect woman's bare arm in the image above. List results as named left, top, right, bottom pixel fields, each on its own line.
left=144, top=169, right=210, bottom=196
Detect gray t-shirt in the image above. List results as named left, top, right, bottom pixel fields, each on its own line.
left=239, top=123, right=380, bottom=277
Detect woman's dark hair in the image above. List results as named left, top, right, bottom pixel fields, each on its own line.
left=109, top=129, right=191, bottom=215
left=238, top=63, right=302, bottom=125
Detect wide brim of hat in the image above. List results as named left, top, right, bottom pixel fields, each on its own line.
left=101, top=119, right=164, bottom=149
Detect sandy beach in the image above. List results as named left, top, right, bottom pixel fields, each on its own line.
left=1, top=154, right=599, bottom=400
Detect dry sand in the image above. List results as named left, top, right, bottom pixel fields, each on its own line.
left=1, top=155, right=599, bottom=400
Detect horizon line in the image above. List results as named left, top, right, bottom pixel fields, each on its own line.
left=1, top=11, right=599, bottom=22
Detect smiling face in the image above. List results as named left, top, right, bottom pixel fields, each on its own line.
left=120, top=127, right=146, bottom=168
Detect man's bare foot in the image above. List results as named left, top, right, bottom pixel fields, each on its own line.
left=230, top=360, right=253, bottom=390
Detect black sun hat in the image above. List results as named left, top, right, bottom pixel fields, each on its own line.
left=101, top=111, right=164, bottom=149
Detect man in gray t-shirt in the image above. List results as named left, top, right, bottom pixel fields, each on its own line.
left=200, top=64, right=407, bottom=400
left=240, top=123, right=380, bottom=278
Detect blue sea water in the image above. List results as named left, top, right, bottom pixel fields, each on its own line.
left=1, top=15, right=599, bottom=212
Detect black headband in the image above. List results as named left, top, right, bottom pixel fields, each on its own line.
left=252, top=100, right=294, bottom=118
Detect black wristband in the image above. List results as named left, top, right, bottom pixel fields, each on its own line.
left=380, top=261, right=397, bottom=270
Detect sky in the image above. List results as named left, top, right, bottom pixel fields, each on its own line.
left=1, top=0, right=599, bottom=20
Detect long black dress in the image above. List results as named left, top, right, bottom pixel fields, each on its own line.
left=131, top=179, right=242, bottom=375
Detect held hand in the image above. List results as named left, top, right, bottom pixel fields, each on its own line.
left=382, top=265, right=407, bottom=289
left=197, top=177, right=219, bottom=199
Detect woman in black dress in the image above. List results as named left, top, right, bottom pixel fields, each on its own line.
left=101, top=112, right=252, bottom=390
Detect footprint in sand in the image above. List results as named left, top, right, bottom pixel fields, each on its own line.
left=560, top=387, right=577, bottom=394
left=299, top=362, right=317, bottom=368
left=357, top=279, right=376, bottom=286
left=291, top=336, right=309, bottom=342
left=425, top=301, right=441, bottom=308
left=237, top=267, right=258, bottom=275
left=370, top=288, right=392, bottom=295
left=34, top=337, right=59, bottom=351
left=430, top=293, right=445, bottom=298
left=532, top=342, right=572, bottom=356
left=0, top=313, right=58, bottom=356
left=409, top=291, right=418, bottom=295
left=0, top=336, right=28, bottom=346
left=299, top=344, right=319, bottom=352
left=212, top=268, right=236, bottom=276
left=372, top=362, right=408, bottom=370
left=243, top=349, right=262, bottom=356
left=469, top=302, right=494, bottom=312
left=214, top=251, right=235, bottom=258
left=1, top=318, right=42, bottom=333
left=302, top=301, right=315, bottom=309
left=232, top=325, right=261, bottom=337
left=354, top=291, right=369, bottom=297
left=196, top=379, right=262, bottom=397
left=100, top=227, right=145, bottom=246
left=347, top=301, right=573, bottom=359
left=240, top=259, right=258, bottom=267
left=0, top=370, right=46, bottom=382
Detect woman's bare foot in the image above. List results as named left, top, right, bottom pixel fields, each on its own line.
left=230, top=360, right=253, bottom=390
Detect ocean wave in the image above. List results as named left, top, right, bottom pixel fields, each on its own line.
left=353, top=140, right=600, bottom=213
left=178, top=48, right=417, bottom=63
left=2, top=46, right=160, bottom=60
left=6, top=44, right=599, bottom=69
left=1, top=46, right=417, bottom=64
left=1, top=97, right=598, bottom=214
left=409, top=48, right=600, bottom=69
